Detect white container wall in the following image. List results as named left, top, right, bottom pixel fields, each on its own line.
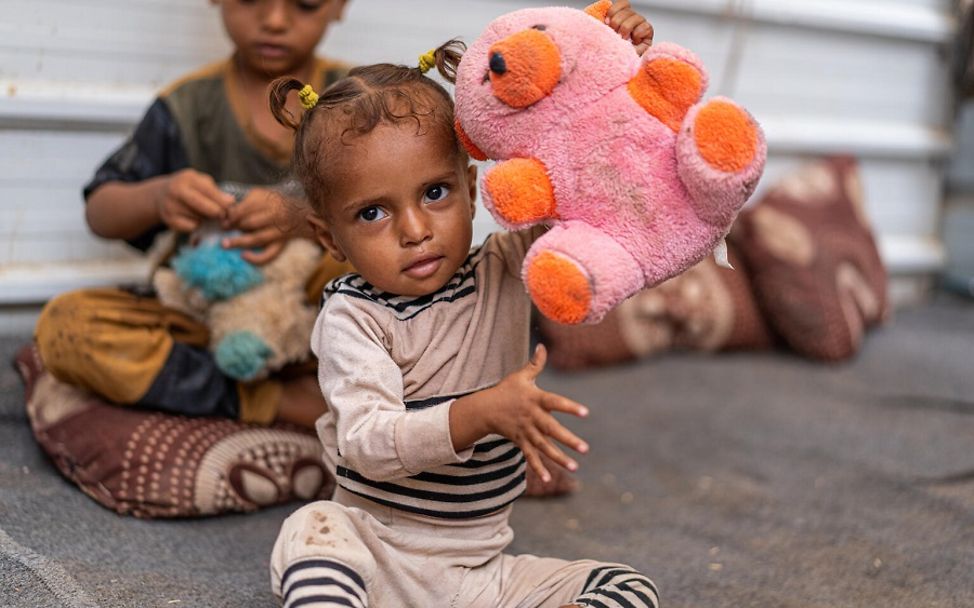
left=0, top=0, right=958, bottom=331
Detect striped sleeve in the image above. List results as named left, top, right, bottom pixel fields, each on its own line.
left=312, top=296, right=474, bottom=482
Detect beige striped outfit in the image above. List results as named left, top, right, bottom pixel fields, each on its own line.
left=270, top=230, right=658, bottom=608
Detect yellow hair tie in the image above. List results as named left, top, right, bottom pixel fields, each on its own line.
left=418, top=49, right=437, bottom=74
left=298, top=84, right=319, bottom=110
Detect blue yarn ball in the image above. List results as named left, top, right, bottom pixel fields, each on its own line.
left=215, top=331, right=273, bottom=381
left=172, top=243, right=263, bottom=301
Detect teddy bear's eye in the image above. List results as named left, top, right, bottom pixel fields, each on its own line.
left=532, top=24, right=547, bottom=31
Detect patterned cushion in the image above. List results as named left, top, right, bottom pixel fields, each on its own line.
left=14, top=343, right=334, bottom=518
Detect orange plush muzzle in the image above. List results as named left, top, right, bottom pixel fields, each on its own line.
left=488, top=29, right=562, bottom=108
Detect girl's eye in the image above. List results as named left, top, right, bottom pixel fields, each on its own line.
left=424, top=184, right=450, bottom=203
left=358, top=206, right=387, bottom=222
left=296, top=0, right=324, bottom=10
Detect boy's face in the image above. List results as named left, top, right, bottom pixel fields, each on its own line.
left=309, top=123, right=478, bottom=298
left=215, top=0, right=347, bottom=76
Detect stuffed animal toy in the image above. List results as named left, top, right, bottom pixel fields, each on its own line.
left=153, top=222, right=322, bottom=382
left=453, top=0, right=767, bottom=324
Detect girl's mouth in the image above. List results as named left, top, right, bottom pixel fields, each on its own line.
left=255, top=44, right=289, bottom=60
left=402, top=256, right=444, bottom=280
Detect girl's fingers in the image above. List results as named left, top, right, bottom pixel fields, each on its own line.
left=241, top=241, right=285, bottom=265
left=183, top=187, right=228, bottom=220
left=192, top=174, right=235, bottom=209
left=632, top=21, right=655, bottom=44
left=222, top=227, right=280, bottom=250
left=605, top=0, right=631, bottom=19
left=526, top=343, right=548, bottom=378
left=224, top=199, right=255, bottom=227
left=521, top=443, right=551, bottom=484
left=528, top=427, right=578, bottom=472
left=617, top=13, right=645, bottom=40
left=541, top=392, right=589, bottom=418
left=232, top=209, right=276, bottom=232
left=165, top=212, right=199, bottom=233
left=537, top=411, right=590, bottom=455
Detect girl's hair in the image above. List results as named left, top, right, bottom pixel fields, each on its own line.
left=269, top=39, right=466, bottom=215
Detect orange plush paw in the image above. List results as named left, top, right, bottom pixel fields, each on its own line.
left=484, top=158, right=558, bottom=226
left=629, top=57, right=704, bottom=132
left=525, top=251, right=592, bottom=325
left=693, top=100, right=759, bottom=173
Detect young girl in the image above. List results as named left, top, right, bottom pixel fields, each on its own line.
left=34, top=0, right=353, bottom=428
left=266, top=29, right=658, bottom=608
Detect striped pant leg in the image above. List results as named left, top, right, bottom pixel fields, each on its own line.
left=270, top=501, right=373, bottom=608
left=474, top=555, right=659, bottom=608
left=572, top=563, right=659, bottom=608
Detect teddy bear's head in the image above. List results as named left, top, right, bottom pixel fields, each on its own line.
left=454, top=1, right=636, bottom=161
left=450, top=2, right=765, bottom=325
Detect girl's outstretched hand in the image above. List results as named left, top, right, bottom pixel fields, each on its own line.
left=607, top=0, right=655, bottom=56
left=483, top=344, right=590, bottom=483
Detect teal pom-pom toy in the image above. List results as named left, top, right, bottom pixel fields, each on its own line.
left=215, top=331, right=274, bottom=381
left=171, top=242, right=264, bottom=301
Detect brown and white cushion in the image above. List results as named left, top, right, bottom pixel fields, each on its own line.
left=15, top=343, right=334, bottom=518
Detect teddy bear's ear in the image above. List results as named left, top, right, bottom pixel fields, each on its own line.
left=584, top=0, right=613, bottom=22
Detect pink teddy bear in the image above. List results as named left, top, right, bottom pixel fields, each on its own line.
left=454, top=0, right=767, bottom=324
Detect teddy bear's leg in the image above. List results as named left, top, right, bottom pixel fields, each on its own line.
left=524, top=222, right=644, bottom=325
left=676, top=97, right=767, bottom=228
left=214, top=330, right=273, bottom=381
left=628, top=42, right=707, bottom=132
left=482, top=158, right=558, bottom=231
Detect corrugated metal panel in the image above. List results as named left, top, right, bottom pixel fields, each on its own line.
left=0, top=0, right=957, bottom=317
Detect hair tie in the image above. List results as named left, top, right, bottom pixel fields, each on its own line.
left=418, top=49, right=437, bottom=74
left=298, top=84, right=319, bottom=110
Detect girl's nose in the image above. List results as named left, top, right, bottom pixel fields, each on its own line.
left=399, top=207, right=433, bottom=246
left=261, top=0, right=290, bottom=31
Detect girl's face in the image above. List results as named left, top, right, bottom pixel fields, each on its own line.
left=309, top=123, right=478, bottom=298
left=216, top=0, right=346, bottom=77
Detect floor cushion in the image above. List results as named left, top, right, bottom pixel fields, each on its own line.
left=14, top=343, right=334, bottom=518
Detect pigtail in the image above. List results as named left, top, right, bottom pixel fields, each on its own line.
left=432, top=39, right=466, bottom=84
left=268, top=77, right=309, bottom=131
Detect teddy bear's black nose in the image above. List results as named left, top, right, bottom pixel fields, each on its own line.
left=489, top=52, right=507, bottom=75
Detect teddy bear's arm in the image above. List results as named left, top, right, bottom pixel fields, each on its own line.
left=628, top=43, right=706, bottom=132
left=481, top=158, right=558, bottom=231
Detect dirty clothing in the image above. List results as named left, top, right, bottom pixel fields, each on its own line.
left=271, top=489, right=659, bottom=608
left=270, top=230, right=659, bottom=607
left=84, top=57, right=349, bottom=251
left=33, top=57, right=351, bottom=422
left=34, top=255, right=351, bottom=423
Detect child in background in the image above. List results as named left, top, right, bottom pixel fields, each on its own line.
left=267, top=21, right=659, bottom=608
left=34, top=0, right=353, bottom=428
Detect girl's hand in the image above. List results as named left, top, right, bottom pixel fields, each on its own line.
left=607, top=0, right=655, bottom=56
left=156, top=169, right=235, bottom=233
left=484, top=344, right=590, bottom=483
left=221, top=188, right=297, bottom=264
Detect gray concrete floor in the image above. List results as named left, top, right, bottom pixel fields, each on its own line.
left=2, top=297, right=974, bottom=607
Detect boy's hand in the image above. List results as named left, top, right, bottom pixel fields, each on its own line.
left=157, top=169, right=235, bottom=233
left=221, top=188, right=297, bottom=264
left=484, top=344, right=590, bottom=483
left=607, top=0, right=655, bottom=55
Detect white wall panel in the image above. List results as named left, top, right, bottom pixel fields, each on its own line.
left=0, top=0, right=958, bottom=319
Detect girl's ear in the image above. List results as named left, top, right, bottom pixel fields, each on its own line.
left=307, top=212, right=347, bottom=262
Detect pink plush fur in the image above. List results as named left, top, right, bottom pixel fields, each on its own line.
left=455, top=6, right=766, bottom=324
